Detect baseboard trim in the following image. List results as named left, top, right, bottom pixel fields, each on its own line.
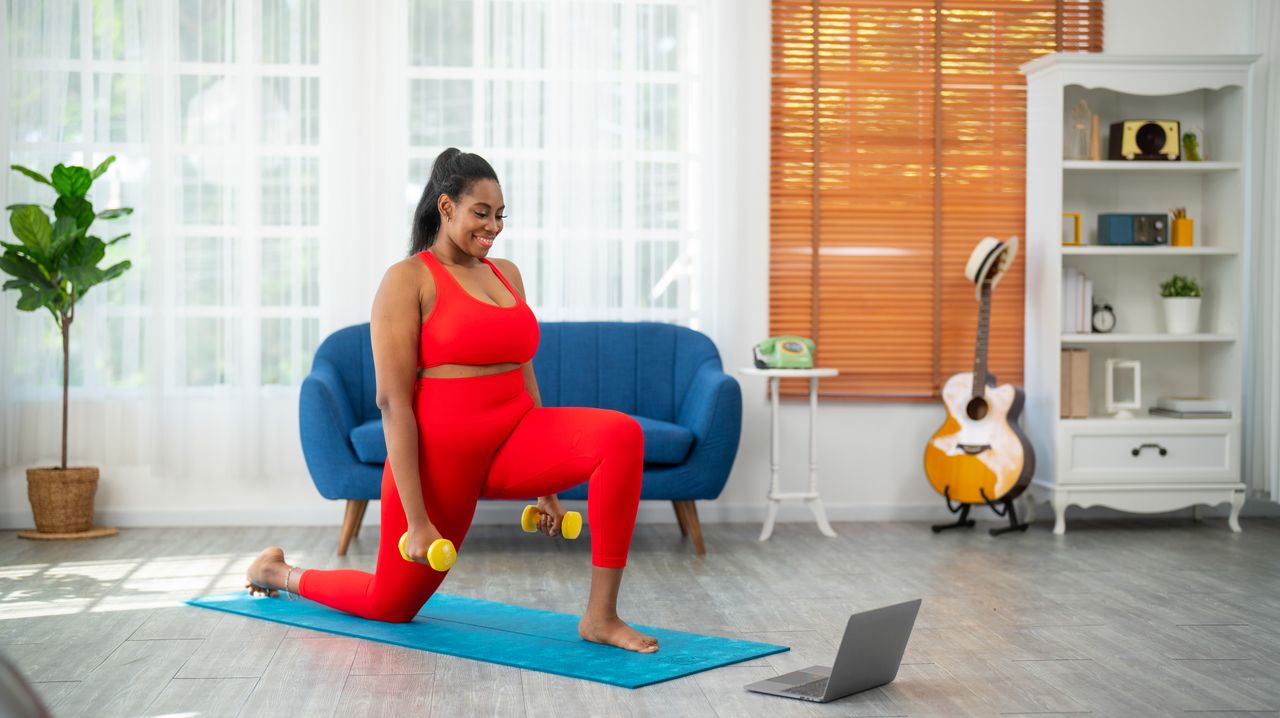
left=2, top=497, right=1276, bottom=529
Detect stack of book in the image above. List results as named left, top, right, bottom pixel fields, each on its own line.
left=1062, top=266, right=1093, bottom=334
left=1149, top=397, right=1232, bottom=419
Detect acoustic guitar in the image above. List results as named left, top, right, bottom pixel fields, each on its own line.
left=924, top=237, right=1035, bottom=535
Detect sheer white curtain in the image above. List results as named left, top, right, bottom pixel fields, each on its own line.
left=1246, top=0, right=1280, bottom=501
left=1, top=0, right=347, bottom=522
left=1, top=0, right=712, bottom=525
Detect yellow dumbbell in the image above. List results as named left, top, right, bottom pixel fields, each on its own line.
left=520, top=505, right=583, bottom=539
left=398, top=532, right=456, bottom=572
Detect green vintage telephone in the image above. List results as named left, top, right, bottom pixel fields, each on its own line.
left=753, top=336, right=815, bottom=369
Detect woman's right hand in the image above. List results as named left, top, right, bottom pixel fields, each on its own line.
left=402, top=522, right=446, bottom=565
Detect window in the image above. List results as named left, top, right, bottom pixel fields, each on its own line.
left=5, top=0, right=323, bottom=393
left=402, top=0, right=704, bottom=323
left=769, top=0, right=1103, bottom=399
left=174, top=0, right=323, bottom=388
left=2, top=0, right=716, bottom=484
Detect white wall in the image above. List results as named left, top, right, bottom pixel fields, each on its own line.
left=1, top=0, right=1269, bottom=529
left=1104, top=0, right=1255, bottom=55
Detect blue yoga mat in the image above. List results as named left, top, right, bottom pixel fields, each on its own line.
left=187, top=592, right=787, bottom=688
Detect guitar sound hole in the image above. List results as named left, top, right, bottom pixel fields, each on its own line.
left=965, top=397, right=989, bottom=421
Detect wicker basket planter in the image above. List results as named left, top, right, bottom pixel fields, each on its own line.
left=21, top=467, right=116, bottom=539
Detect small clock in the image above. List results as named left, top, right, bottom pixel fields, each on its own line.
left=1092, top=302, right=1116, bottom=333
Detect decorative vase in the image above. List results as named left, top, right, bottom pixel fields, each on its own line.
left=1172, top=218, right=1194, bottom=247
left=1162, top=297, right=1202, bottom=334
left=22, top=467, right=116, bottom=539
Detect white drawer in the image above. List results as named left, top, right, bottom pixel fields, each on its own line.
left=1060, top=422, right=1237, bottom=483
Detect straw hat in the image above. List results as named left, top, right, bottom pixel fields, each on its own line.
left=963, top=236, right=1019, bottom=300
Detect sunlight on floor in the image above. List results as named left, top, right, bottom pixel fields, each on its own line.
left=0, top=550, right=322, bottom=620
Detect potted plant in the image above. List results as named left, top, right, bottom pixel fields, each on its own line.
left=2, top=157, right=132, bottom=539
left=1160, top=273, right=1202, bottom=335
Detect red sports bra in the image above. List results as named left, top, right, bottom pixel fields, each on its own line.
left=417, top=251, right=540, bottom=369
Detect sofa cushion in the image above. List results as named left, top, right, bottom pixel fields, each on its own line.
left=346, top=415, right=694, bottom=468
left=630, top=415, right=695, bottom=466
left=532, top=323, right=723, bottom=424
left=350, top=419, right=388, bottom=464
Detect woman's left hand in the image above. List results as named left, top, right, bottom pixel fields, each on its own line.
left=535, top=494, right=566, bottom=537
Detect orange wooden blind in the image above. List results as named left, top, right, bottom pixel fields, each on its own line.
left=770, top=0, right=1102, bottom=399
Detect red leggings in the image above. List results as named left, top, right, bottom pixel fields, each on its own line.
left=298, top=368, right=644, bottom=623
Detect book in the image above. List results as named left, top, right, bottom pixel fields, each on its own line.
left=1081, top=277, right=1093, bottom=333
left=1156, top=396, right=1231, bottom=413
left=1148, top=407, right=1232, bottom=419
left=1060, top=349, right=1072, bottom=418
left=1064, top=266, right=1079, bottom=333
left=1069, top=347, right=1090, bottom=417
left=1075, top=268, right=1086, bottom=332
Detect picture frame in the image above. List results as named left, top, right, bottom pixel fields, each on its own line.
left=1105, top=358, right=1142, bottom=418
left=1062, top=212, right=1082, bottom=246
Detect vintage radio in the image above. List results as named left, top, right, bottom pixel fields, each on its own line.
left=1108, top=120, right=1181, bottom=161
left=1097, top=213, right=1168, bottom=245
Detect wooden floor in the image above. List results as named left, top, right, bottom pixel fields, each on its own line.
left=2, top=517, right=1279, bottom=717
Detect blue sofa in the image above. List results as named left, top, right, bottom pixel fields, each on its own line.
left=299, top=321, right=742, bottom=555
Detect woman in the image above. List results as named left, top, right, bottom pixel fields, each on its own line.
left=246, top=148, right=657, bottom=653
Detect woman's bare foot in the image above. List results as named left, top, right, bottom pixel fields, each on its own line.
left=579, top=565, right=656, bottom=652
left=245, top=546, right=291, bottom=598
left=579, top=613, right=659, bottom=653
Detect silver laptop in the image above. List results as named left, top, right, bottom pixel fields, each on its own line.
left=745, top=599, right=921, bottom=703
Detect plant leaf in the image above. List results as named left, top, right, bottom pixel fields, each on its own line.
left=50, top=164, right=93, bottom=199
left=101, top=260, right=131, bottom=282
left=16, top=284, right=59, bottom=312
left=106, top=232, right=131, bottom=246
left=50, top=215, right=80, bottom=255
left=0, top=252, right=52, bottom=286
left=1, top=241, right=43, bottom=264
left=16, top=291, right=43, bottom=311
left=9, top=205, right=52, bottom=256
left=54, top=195, right=96, bottom=230
left=63, top=234, right=106, bottom=270
left=10, top=164, right=53, bottom=187
left=64, top=265, right=105, bottom=290
left=90, top=156, right=116, bottom=180
left=5, top=203, right=46, bottom=212
left=96, top=207, right=133, bottom=220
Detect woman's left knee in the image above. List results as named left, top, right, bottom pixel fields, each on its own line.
left=602, top=411, right=644, bottom=461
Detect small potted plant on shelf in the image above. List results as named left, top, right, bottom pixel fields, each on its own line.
left=1160, top=273, right=1202, bottom=335
left=2, top=157, right=132, bottom=540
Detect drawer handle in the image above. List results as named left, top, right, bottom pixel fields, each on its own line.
left=1131, top=443, right=1168, bottom=457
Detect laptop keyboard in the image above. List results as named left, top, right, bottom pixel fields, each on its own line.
left=783, top=678, right=828, bottom=700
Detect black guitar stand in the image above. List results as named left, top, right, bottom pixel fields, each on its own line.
left=979, top=488, right=1029, bottom=536
left=930, top=486, right=975, bottom=533
left=930, top=486, right=1028, bottom=536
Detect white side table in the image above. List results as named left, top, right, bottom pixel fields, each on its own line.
left=738, top=367, right=840, bottom=541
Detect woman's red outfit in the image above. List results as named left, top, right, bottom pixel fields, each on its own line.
left=298, top=251, right=644, bottom=622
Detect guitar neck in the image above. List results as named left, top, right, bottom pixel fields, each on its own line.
left=972, top=281, right=992, bottom=398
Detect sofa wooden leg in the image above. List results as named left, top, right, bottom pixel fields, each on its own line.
left=673, top=500, right=705, bottom=555
left=353, top=500, right=369, bottom=538
left=338, top=500, right=367, bottom=556
left=672, top=500, right=688, bottom=536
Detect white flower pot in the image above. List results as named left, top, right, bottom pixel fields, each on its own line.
left=1162, top=297, right=1202, bottom=334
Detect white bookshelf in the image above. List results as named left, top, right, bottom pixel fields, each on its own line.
left=1062, top=246, right=1238, bottom=257
left=1063, top=160, right=1242, bottom=172
left=1020, top=54, right=1258, bottom=535
left=1061, top=333, right=1236, bottom=344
